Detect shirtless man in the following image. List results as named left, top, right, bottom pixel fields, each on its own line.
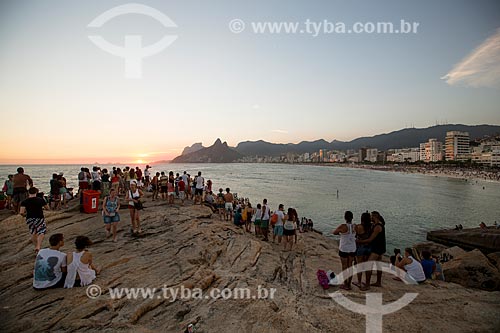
left=223, top=188, right=234, bottom=221
left=12, top=167, right=33, bottom=214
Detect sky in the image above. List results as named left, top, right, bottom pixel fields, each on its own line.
left=1, top=0, right=500, bottom=164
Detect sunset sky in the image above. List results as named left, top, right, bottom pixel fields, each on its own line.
left=1, top=0, right=500, bottom=164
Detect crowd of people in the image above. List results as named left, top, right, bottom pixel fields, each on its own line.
left=0, top=165, right=459, bottom=295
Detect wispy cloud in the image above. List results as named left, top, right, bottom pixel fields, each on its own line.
left=442, top=28, right=500, bottom=88
left=271, top=129, right=288, bottom=134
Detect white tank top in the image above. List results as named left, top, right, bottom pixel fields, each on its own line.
left=339, top=223, right=356, bottom=253
left=404, top=256, right=426, bottom=282
left=64, top=251, right=96, bottom=288
left=128, top=189, right=140, bottom=205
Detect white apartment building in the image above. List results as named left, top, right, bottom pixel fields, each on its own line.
left=445, top=131, right=470, bottom=161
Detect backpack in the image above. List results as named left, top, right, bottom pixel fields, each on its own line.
left=270, top=213, right=278, bottom=225
left=316, top=269, right=330, bottom=290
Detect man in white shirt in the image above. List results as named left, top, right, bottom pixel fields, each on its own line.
left=273, top=204, right=286, bottom=244
left=194, top=171, right=205, bottom=205
left=33, top=233, right=67, bottom=290
left=260, top=199, right=271, bottom=241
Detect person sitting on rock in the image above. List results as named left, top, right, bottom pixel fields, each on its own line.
left=395, top=248, right=426, bottom=284
left=64, top=236, right=99, bottom=288
left=479, top=222, right=487, bottom=230
left=33, top=233, right=67, bottom=290
left=420, top=250, right=436, bottom=280
left=432, top=256, right=445, bottom=281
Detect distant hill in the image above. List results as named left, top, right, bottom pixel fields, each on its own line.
left=171, top=139, right=243, bottom=163
left=181, top=143, right=204, bottom=156
left=235, top=124, right=500, bottom=156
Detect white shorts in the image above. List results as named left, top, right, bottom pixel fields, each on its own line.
left=168, top=192, right=175, bottom=196
left=179, top=192, right=185, bottom=199
left=225, top=202, right=233, bottom=211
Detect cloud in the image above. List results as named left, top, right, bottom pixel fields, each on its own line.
left=442, top=28, right=500, bottom=88
left=271, top=129, right=288, bottom=134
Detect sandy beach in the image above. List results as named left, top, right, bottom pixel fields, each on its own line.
left=326, top=164, right=500, bottom=183
left=0, top=192, right=499, bottom=332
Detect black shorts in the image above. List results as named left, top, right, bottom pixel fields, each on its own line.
left=195, top=188, right=203, bottom=195
left=12, top=187, right=28, bottom=203
left=339, top=250, right=356, bottom=258
left=160, top=186, right=168, bottom=193
left=283, top=228, right=295, bottom=236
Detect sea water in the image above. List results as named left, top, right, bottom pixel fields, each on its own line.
left=1, top=163, right=499, bottom=251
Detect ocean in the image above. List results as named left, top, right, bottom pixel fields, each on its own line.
left=1, top=163, right=499, bottom=251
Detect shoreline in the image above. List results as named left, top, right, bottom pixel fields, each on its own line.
left=310, top=163, right=500, bottom=183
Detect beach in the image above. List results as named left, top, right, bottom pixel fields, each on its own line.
left=1, top=193, right=499, bottom=332
left=328, top=163, right=500, bottom=183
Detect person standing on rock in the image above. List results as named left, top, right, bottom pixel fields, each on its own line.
left=357, top=211, right=386, bottom=290
left=260, top=199, right=271, bottom=241
left=20, top=187, right=49, bottom=254
left=194, top=171, right=205, bottom=205
left=103, top=188, right=120, bottom=242
left=12, top=167, right=33, bottom=214
left=126, top=180, right=144, bottom=234
left=151, top=172, right=160, bottom=201
left=253, top=203, right=262, bottom=236
left=224, top=188, right=234, bottom=221
left=332, top=211, right=357, bottom=290
left=353, top=212, right=372, bottom=289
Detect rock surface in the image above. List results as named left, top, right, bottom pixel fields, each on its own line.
left=487, top=252, right=500, bottom=271
left=1, top=196, right=500, bottom=332
left=427, top=228, right=500, bottom=253
left=442, top=246, right=467, bottom=259
left=413, top=241, right=448, bottom=257
left=443, top=249, right=500, bottom=291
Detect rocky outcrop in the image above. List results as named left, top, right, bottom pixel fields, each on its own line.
left=443, top=249, right=500, bottom=291
left=487, top=252, right=500, bottom=271
left=414, top=241, right=448, bottom=257
left=172, top=139, right=243, bottom=163
left=182, top=143, right=204, bottom=156
left=1, top=197, right=500, bottom=332
left=427, top=228, right=500, bottom=253
left=442, top=246, right=467, bottom=259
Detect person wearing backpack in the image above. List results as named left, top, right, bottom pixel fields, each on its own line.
left=272, top=204, right=287, bottom=244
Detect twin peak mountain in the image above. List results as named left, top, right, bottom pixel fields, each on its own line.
left=171, top=139, right=243, bottom=163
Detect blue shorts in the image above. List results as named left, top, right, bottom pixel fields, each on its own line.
left=103, top=213, right=120, bottom=224
left=273, top=225, right=284, bottom=236
left=356, top=245, right=371, bottom=257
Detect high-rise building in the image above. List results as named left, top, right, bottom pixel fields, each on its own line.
left=445, top=131, right=470, bottom=161
left=420, top=139, right=443, bottom=162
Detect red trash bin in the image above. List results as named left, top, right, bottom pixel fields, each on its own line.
left=82, top=190, right=100, bottom=213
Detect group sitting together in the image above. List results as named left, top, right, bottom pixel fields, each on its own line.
left=33, top=234, right=99, bottom=290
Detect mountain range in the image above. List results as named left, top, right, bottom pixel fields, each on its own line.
left=171, top=124, right=500, bottom=162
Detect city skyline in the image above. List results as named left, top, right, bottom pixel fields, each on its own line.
left=1, top=0, right=500, bottom=164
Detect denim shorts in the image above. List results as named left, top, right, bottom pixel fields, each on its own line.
left=356, top=245, right=371, bottom=257
left=103, top=213, right=120, bottom=224
left=273, top=225, right=284, bottom=236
